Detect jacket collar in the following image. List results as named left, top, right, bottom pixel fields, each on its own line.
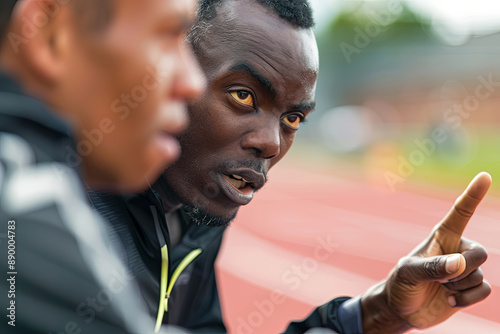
left=0, top=72, right=23, bottom=95
left=0, top=72, right=76, bottom=165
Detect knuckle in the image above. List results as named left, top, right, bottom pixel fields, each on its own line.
left=394, top=258, right=418, bottom=287
left=476, top=245, right=488, bottom=263
left=468, top=270, right=484, bottom=287
left=453, top=205, right=475, bottom=219
left=423, top=257, right=443, bottom=280
left=455, top=282, right=491, bottom=307
left=443, top=281, right=457, bottom=291
left=484, top=282, right=492, bottom=297
left=467, top=243, right=488, bottom=267
left=445, top=269, right=484, bottom=291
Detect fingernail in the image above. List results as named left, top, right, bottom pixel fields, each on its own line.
left=446, top=254, right=461, bottom=273
left=448, top=295, right=457, bottom=307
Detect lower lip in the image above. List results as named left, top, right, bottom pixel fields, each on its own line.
left=217, top=174, right=255, bottom=206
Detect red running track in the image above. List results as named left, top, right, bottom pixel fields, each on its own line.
left=216, top=163, right=500, bottom=334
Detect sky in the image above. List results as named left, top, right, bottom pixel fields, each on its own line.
left=310, top=0, right=500, bottom=36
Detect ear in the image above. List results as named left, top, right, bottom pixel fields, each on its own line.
left=6, top=0, right=70, bottom=85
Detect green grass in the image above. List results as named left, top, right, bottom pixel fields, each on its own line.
left=394, top=129, right=500, bottom=192
left=285, top=127, right=500, bottom=195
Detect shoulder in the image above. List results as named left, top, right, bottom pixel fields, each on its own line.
left=0, top=132, right=153, bottom=333
left=0, top=132, right=87, bottom=225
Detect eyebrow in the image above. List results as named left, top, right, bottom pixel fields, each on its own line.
left=229, top=63, right=277, bottom=98
left=291, top=101, right=316, bottom=112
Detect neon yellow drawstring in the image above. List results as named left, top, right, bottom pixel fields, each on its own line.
left=155, top=248, right=203, bottom=333
left=155, top=245, right=169, bottom=333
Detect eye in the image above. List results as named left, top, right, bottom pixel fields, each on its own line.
left=230, top=90, right=254, bottom=107
left=282, top=114, right=303, bottom=130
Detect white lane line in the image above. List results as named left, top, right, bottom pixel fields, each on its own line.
left=219, top=227, right=500, bottom=332
left=218, top=227, right=375, bottom=305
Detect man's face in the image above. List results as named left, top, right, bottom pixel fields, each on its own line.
left=164, top=0, right=319, bottom=221
left=59, top=0, right=204, bottom=191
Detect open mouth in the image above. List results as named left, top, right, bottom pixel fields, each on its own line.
left=217, top=174, right=255, bottom=206
left=222, top=174, right=254, bottom=195
left=215, top=168, right=266, bottom=206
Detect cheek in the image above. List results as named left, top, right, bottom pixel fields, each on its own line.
left=111, top=66, right=166, bottom=143
left=187, top=99, right=228, bottom=142
left=183, top=93, right=262, bottom=159
left=108, top=36, right=163, bottom=106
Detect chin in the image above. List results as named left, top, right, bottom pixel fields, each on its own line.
left=114, top=173, right=150, bottom=193
left=183, top=203, right=238, bottom=228
left=84, top=161, right=149, bottom=193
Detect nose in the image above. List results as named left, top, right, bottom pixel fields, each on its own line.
left=241, top=117, right=281, bottom=159
left=172, top=41, right=206, bottom=101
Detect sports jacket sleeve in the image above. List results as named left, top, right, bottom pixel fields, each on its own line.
left=283, top=296, right=363, bottom=334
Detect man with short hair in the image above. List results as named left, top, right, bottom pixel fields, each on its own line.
left=0, top=0, right=204, bottom=333
left=90, top=0, right=492, bottom=333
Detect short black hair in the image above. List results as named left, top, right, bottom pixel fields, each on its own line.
left=197, top=0, right=314, bottom=29
left=0, top=0, right=17, bottom=43
left=188, top=0, right=314, bottom=51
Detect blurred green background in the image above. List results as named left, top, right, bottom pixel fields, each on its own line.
left=295, top=0, right=500, bottom=195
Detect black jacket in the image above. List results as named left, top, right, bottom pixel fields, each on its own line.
left=0, top=73, right=174, bottom=334
left=89, top=187, right=353, bottom=334
left=88, top=189, right=227, bottom=333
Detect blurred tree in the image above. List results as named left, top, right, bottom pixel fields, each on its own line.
left=314, top=1, right=436, bottom=112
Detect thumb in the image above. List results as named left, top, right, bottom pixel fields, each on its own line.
left=397, top=254, right=466, bottom=285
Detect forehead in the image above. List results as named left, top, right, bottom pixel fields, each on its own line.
left=200, top=0, right=319, bottom=85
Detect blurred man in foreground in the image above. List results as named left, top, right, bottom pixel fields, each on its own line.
left=0, top=0, right=204, bottom=333
left=90, top=0, right=492, bottom=333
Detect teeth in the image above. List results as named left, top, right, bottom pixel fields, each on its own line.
left=231, top=174, right=251, bottom=184
left=230, top=179, right=245, bottom=189
left=226, top=176, right=246, bottom=189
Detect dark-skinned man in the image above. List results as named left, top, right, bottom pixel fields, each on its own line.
left=90, top=0, right=492, bottom=333
left=0, top=0, right=204, bottom=333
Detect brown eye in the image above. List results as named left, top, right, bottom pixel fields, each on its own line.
left=230, top=90, right=254, bottom=107
left=282, top=114, right=302, bottom=129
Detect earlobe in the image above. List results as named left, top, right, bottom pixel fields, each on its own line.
left=7, top=0, right=69, bottom=85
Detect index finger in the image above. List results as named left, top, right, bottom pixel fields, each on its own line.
left=438, top=172, right=491, bottom=238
